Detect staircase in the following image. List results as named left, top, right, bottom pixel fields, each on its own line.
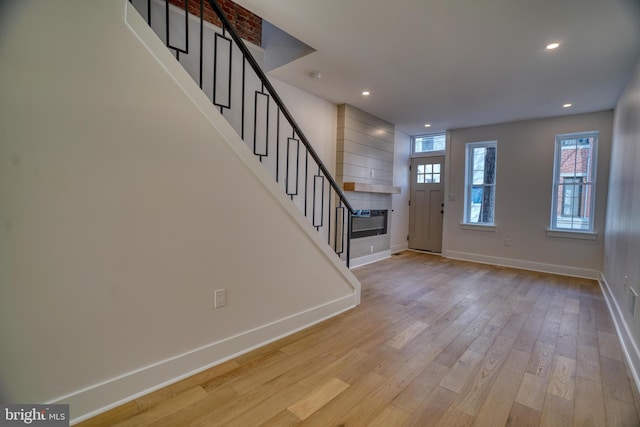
left=129, top=0, right=354, bottom=266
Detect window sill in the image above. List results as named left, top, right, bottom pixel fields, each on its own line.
left=460, top=223, right=497, bottom=232
left=411, top=150, right=446, bottom=158
left=545, top=229, right=598, bottom=240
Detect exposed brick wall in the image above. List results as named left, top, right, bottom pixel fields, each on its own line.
left=168, top=0, right=262, bottom=46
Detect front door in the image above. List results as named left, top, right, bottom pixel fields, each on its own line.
left=409, top=156, right=445, bottom=252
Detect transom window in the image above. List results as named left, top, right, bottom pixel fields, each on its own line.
left=412, top=133, right=446, bottom=155
left=464, top=141, right=497, bottom=225
left=550, top=131, right=598, bottom=232
left=417, top=163, right=441, bottom=183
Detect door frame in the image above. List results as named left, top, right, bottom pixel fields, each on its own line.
left=407, top=136, right=450, bottom=255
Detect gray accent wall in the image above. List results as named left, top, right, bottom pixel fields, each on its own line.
left=337, top=105, right=394, bottom=259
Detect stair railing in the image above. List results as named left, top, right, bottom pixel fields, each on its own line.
left=130, top=0, right=354, bottom=266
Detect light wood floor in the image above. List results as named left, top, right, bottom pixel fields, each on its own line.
left=78, top=251, right=640, bottom=426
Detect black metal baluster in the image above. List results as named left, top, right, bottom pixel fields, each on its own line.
left=165, top=0, right=188, bottom=60
left=213, top=33, right=232, bottom=109
left=199, top=0, right=203, bottom=89
left=304, top=150, right=309, bottom=217
left=346, top=209, right=351, bottom=266
left=241, top=58, right=245, bottom=140
left=253, top=84, right=269, bottom=160
left=286, top=133, right=299, bottom=199
left=165, top=0, right=169, bottom=48
left=313, top=173, right=324, bottom=230
left=335, top=206, right=345, bottom=255
left=275, top=109, right=280, bottom=183
left=327, top=184, right=332, bottom=246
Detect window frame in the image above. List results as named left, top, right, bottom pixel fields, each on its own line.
left=560, top=175, right=585, bottom=217
left=550, top=131, right=598, bottom=233
left=416, top=162, right=442, bottom=184
left=411, top=133, right=447, bottom=157
left=463, top=140, right=498, bottom=226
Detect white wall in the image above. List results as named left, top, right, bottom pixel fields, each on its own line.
left=444, top=111, right=613, bottom=278
left=0, top=0, right=358, bottom=422
left=391, top=131, right=411, bottom=253
left=269, top=78, right=338, bottom=177
left=602, top=56, right=640, bottom=387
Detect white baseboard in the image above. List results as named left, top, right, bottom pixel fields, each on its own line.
left=59, top=294, right=356, bottom=424
left=407, top=249, right=442, bottom=256
left=444, top=250, right=600, bottom=279
left=350, top=250, right=391, bottom=268
left=598, top=274, right=640, bottom=394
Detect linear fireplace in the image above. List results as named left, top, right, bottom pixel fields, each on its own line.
left=350, top=209, right=388, bottom=239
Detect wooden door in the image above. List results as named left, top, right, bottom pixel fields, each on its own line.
left=409, top=156, right=445, bottom=252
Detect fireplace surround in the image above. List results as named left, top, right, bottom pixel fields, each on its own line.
left=350, top=209, right=388, bottom=239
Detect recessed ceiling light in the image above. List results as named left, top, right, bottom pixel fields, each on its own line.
left=546, top=42, right=560, bottom=50
left=424, top=124, right=432, bottom=128
left=362, top=91, right=370, bottom=96
left=563, top=103, right=572, bottom=108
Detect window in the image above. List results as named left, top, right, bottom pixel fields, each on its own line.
left=417, top=163, right=441, bottom=183
left=464, top=141, right=497, bottom=225
left=551, top=131, right=598, bottom=231
left=561, top=176, right=584, bottom=217
left=413, top=133, right=446, bottom=155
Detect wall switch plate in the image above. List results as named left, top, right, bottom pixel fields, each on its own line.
left=214, top=289, right=226, bottom=308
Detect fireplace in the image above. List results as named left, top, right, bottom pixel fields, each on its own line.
left=350, top=210, right=388, bottom=239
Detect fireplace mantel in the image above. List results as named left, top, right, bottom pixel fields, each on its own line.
left=343, top=182, right=401, bottom=194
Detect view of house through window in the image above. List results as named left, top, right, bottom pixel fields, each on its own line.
left=551, top=132, right=598, bottom=231
left=413, top=133, right=446, bottom=155
left=464, top=141, right=497, bottom=224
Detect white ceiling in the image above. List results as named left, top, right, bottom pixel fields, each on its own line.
left=234, top=0, right=640, bottom=136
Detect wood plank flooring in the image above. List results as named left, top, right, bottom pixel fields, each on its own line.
left=78, top=251, right=640, bottom=426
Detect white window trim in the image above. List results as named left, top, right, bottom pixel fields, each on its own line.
left=460, top=223, right=498, bottom=232
left=545, top=229, right=597, bottom=240
left=549, top=131, right=598, bottom=233
left=464, top=140, right=497, bottom=225
left=411, top=133, right=447, bottom=158
left=412, top=150, right=446, bottom=159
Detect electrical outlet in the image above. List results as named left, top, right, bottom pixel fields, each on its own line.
left=214, top=289, right=226, bottom=308
left=370, top=245, right=374, bottom=253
